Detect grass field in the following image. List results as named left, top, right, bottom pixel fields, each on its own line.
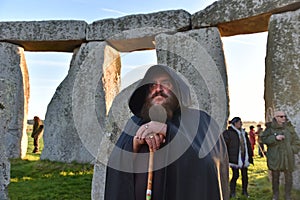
left=8, top=132, right=94, bottom=200
left=7, top=128, right=300, bottom=199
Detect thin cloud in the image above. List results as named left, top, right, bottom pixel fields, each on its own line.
left=101, top=8, right=129, bottom=15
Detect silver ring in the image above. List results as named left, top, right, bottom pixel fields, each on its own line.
left=149, top=135, right=154, bottom=139
left=145, top=125, right=149, bottom=129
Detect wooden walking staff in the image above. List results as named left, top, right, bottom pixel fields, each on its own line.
left=146, top=149, right=154, bottom=200
left=146, top=104, right=168, bottom=200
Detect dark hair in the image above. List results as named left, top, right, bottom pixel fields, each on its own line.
left=250, top=125, right=254, bottom=130
left=230, top=117, right=241, bottom=125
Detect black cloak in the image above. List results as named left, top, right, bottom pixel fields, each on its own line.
left=104, top=65, right=229, bottom=200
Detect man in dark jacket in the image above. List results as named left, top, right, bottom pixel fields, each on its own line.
left=104, top=64, right=229, bottom=200
left=31, top=116, right=44, bottom=153
left=261, top=111, right=300, bottom=200
left=223, top=117, right=253, bottom=198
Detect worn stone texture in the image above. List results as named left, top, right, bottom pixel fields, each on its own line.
left=0, top=42, right=28, bottom=159
left=0, top=83, right=12, bottom=200
left=91, top=162, right=106, bottom=200
left=192, top=0, right=300, bottom=36
left=265, top=9, right=300, bottom=189
left=41, top=41, right=121, bottom=163
left=0, top=20, right=87, bottom=52
left=87, top=9, right=191, bottom=52
left=155, top=28, right=229, bottom=129
left=92, top=82, right=137, bottom=200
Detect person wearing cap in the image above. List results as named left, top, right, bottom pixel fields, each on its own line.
left=104, top=64, right=229, bottom=200
left=261, top=111, right=300, bottom=200
left=223, top=117, right=253, bottom=198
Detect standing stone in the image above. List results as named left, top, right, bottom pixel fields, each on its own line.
left=92, top=83, right=137, bottom=200
left=265, top=9, right=300, bottom=189
left=155, top=28, right=229, bottom=129
left=41, top=42, right=121, bottom=163
left=0, top=89, right=11, bottom=199
left=0, top=42, right=29, bottom=159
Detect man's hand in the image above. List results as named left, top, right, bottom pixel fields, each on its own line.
left=276, top=135, right=285, bottom=141
left=133, top=121, right=167, bottom=152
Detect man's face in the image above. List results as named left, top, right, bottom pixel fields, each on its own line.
left=148, top=74, right=178, bottom=106
left=274, top=111, right=286, bottom=125
left=234, top=120, right=243, bottom=130
left=141, top=73, right=179, bottom=119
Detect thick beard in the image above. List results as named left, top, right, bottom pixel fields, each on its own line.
left=140, top=92, right=179, bottom=121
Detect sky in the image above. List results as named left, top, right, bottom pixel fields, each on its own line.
left=0, top=0, right=267, bottom=122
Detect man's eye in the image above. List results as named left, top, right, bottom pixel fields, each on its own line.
left=149, top=83, right=157, bottom=89
left=161, top=81, right=172, bottom=88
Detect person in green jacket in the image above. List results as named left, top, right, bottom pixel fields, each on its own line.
left=261, top=111, right=300, bottom=200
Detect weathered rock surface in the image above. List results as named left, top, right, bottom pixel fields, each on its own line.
left=265, top=8, right=300, bottom=189
left=87, top=9, right=191, bottom=52
left=92, top=83, right=137, bottom=200
left=0, top=20, right=87, bottom=52
left=155, top=28, right=229, bottom=129
left=192, top=0, right=300, bottom=36
left=41, top=42, right=121, bottom=163
left=0, top=83, right=11, bottom=200
left=0, top=42, right=28, bottom=159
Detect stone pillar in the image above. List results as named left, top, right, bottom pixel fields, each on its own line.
left=0, top=91, right=11, bottom=199
left=265, top=8, right=300, bottom=189
left=91, top=82, right=137, bottom=200
left=155, top=28, right=229, bottom=129
left=0, top=42, right=29, bottom=159
left=41, top=41, right=121, bottom=163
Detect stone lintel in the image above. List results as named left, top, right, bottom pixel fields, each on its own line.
left=87, top=9, right=191, bottom=52
left=0, top=20, right=87, bottom=52
left=107, top=35, right=156, bottom=52
left=192, top=1, right=300, bottom=36
left=217, top=13, right=270, bottom=36
left=6, top=40, right=85, bottom=52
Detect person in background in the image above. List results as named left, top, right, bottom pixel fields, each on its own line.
left=256, top=124, right=264, bottom=157
left=223, top=117, right=253, bottom=198
left=104, top=64, right=229, bottom=200
left=31, top=116, right=44, bottom=153
left=248, top=125, right=256, bottom=153
left=261, top=111, right=300, bottom=200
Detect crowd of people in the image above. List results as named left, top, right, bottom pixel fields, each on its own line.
left=222, top=113, right=300, bottom=200
left=103, top=64, right=300, bottom=200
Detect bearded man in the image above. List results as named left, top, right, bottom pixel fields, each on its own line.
left=104, top=64, right=229, bottom=200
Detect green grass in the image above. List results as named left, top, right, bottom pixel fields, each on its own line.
left=8, top=133, right=300, bottom=199
left=230, top=153, right=300, bottom=200
left=8, top=132, right=94, bottom=200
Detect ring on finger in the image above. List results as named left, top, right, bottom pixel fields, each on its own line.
left=145, top=125, right=149, bottom=129
left=149, top=135, right=154, bottom=139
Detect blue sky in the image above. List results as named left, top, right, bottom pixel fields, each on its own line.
left=0, top=0, right=267, bottom=123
